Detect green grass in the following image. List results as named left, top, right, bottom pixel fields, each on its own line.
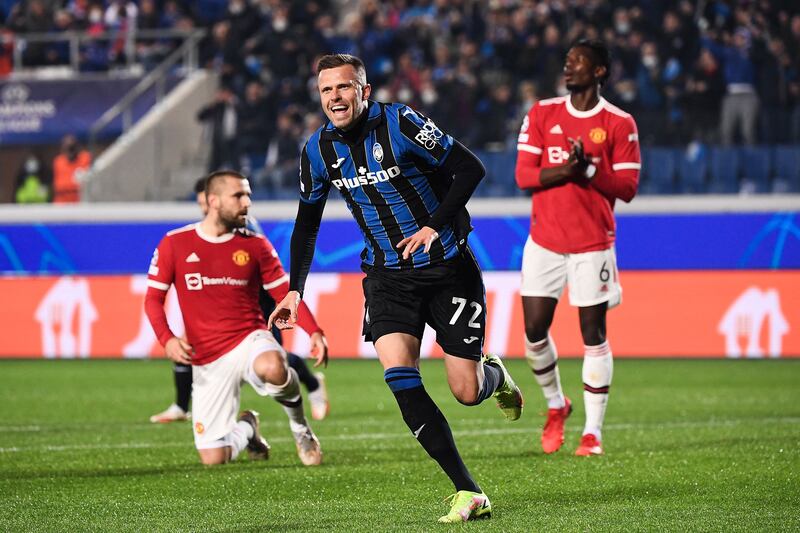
left=1, top=359, right=799, bottom=532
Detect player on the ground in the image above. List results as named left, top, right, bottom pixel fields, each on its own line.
left=150, top=178, right=329, bottom=423
left=515, top=39, right=640, bottom=456
left=268, top=53, right=523, bottom=523
left=145, top=170, right=328, bottom=466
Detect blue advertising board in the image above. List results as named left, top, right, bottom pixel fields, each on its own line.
left=2, top=212, right=798, bottom=274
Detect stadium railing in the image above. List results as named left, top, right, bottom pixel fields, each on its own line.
left=9, top=28, right=200, bottom=73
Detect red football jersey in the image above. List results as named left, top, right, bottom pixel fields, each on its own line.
left=144, top=224, right=321, bottom=365
left=515, top=95, right=640, bottom=254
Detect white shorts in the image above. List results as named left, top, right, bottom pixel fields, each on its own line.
left=192, top=329, right=284, bottom=449
left=520, top=236, right=622, bottom=308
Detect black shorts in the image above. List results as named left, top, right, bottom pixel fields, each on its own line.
left=361, top=250, right=486, bottom=360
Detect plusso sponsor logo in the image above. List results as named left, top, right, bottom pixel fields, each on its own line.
left=184, top=273, right=248, bottom=290
left=332, top=165, right=401, bottom=191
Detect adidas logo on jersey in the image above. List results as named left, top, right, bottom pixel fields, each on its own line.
left=186, top=252, right=200, bottom=263
left=549, top=124, right=563, bottom=134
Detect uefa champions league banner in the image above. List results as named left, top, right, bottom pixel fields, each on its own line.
left=1, top=212, right=799, bottom=273
left=0, top=77, right=181, bottom=145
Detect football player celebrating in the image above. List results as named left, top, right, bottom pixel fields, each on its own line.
left=515, top=40, right=640, bottom=456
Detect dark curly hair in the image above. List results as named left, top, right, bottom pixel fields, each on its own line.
left=574, top=39, right=611, bottom=86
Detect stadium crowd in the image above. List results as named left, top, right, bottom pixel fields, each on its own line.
left=3, top=0, right=800, bottom=197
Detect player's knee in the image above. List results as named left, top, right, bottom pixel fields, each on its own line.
left=252, top=351, right=288, bottom=385
left=198, top=449, right=228, bottom=466
left=524, top=322, right=549, bottom=344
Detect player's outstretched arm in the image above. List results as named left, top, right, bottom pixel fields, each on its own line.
left=268, top=290, right=300, bottom=330
left=165, top=336, right=192, bottom=365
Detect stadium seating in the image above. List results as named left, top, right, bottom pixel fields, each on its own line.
left=708, top=146, right=740, bottom=194
left=677, top=145, right=710, bottom=193
left=772, top=145, right=800, bottom=193
left=740, top=146, right=772, bottom=194
left=641, top=147, right=677, bottom=194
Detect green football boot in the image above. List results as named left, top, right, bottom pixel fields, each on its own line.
left=438, top=491, right=492, bottom=523
left=484, top=353, right=523, bottom=421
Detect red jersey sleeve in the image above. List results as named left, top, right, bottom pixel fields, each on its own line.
left=258, top=236, right=323, bottom=336
left=592, top=113, right=640, bottom=203
left=258, top=235, right=289, bottom=293
left=144, top=236, right=176, bottom=347
left=515, top=104, right=545, bottom=189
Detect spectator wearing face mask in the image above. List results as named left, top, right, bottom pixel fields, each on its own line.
left=52, top=134, right=92, bottom=203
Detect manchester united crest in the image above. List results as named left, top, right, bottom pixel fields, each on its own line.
left=232, top=250, right=250, bottom=266
left=589, top=127, right=607, bottom=144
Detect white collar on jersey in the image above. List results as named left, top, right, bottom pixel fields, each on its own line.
left=195, top=224, right=235, bottom=243
left=565, top=95, right=606, bottom=119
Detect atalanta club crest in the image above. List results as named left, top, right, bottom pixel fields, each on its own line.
left=373, top=142, right=384, bottom=163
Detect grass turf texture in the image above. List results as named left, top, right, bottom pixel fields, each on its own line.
left=1, top=359, right=798, bottom=532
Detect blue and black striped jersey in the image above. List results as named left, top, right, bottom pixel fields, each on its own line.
left=300, top=101, right=465, bottom=269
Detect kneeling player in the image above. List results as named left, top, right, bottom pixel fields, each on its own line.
left=144, top=170, right=328, bottom=465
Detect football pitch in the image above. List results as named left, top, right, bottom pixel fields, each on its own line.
left=1, top=358, right=798, bottom=532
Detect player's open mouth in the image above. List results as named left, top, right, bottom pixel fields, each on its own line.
left=330, top=105, right=348, bottom=115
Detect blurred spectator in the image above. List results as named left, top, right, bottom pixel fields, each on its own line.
left=7, top=0, right=52, bottom=66
left=0, top=27, right=13, bottom=76
left=757, top=37, right=796, bottom=144
left=262, top=109, right=301, bottom=191
left=197, top=86, right=239, bottom=172
left=80, top=3, right=110, bottom=71
left=474, top=82, right=516, bottom=151
left=200, top=21, right=241, bottom=87
left=52, top=134, right=91, bottom=203
left=14, top=154, right=50, bottom=203
left=685, top=47, right=725, bottom=142
left=704, top=27, right=760, bottom=145
left=105, top=0, right=136, bottom=66
left=237, top=80, right=275, bottom=170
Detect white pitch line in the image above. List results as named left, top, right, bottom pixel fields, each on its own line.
left=0, top=416, right=798, bottom=454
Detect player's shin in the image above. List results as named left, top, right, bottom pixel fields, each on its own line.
left=174, top=363, right=192, bottom=413
left=287, top=352, right=320, bottom=392
left=384, top=367, right=481, bottom=493
left=525, top=335, right=565, bottom=409
left=270, top=367, right=308, bottom=431
left=582, top=341, right=613, bottom=440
